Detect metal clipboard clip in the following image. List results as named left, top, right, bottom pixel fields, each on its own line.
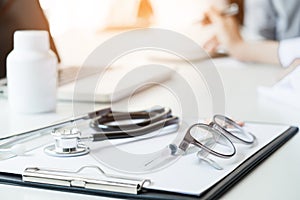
left=22, top=165, right=151, bottom=194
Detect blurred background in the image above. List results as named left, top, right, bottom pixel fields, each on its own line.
left=36, top=0, right=243, bottom=66
left=39, top=0, right=243, bottom=36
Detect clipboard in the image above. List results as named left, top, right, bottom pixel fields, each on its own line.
left=0, top=124, right=298, bottom=200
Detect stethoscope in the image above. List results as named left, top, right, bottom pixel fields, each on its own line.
left=43, top=107, right=179, bottom=157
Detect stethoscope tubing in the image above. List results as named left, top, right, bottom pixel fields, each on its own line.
left=89, top=107, right=172, bottom=131
left=90, top=116, right=179, bottom=141
left=0, top=107, right=169, bottom=146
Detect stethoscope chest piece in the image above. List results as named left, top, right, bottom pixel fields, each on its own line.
left=44, top=128, right=90, bottom=157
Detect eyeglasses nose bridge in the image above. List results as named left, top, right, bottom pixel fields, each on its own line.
left=208, top=122, right=216, bottom=128
left=208, top=122, right=227, bottom=134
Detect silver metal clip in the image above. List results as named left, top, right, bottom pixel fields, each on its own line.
left=22, top=165, right=151, bottom=194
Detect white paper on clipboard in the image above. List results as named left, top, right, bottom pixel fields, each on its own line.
left=0, top=122, right=291, bottom=196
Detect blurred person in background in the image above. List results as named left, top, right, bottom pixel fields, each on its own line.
left=203, top=0, right=300, bottom=66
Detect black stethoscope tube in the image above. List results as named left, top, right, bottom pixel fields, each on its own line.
left=89, top=107, right=172, bottom=132
left=91, top=116, right=179, bottom=141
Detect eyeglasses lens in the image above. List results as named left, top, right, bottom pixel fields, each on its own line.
left=214, top=115, right=255, bottom=144
left=189, top=124, right=235, bottom=157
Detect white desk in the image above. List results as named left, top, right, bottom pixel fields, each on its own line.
left=1, top=28, right=300, bottom=199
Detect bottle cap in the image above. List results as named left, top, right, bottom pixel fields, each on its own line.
left=13, top=30, right=50, bottom=51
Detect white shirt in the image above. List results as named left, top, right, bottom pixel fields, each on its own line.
left=279, top=37, right=300, bottom=67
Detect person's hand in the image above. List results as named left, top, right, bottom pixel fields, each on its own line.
left=202, top=7, right=243, bottom=56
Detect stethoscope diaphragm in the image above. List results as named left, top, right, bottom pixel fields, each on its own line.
left=44, top=128, right=90, bottom=157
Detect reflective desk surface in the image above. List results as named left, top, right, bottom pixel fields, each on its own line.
left=1, top=29, right=300, bottom=200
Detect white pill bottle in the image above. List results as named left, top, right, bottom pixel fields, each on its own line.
left=7, top=30, right=57, bottom=113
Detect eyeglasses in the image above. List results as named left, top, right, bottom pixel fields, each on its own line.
left=178, top=115, right=256, bottom=158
